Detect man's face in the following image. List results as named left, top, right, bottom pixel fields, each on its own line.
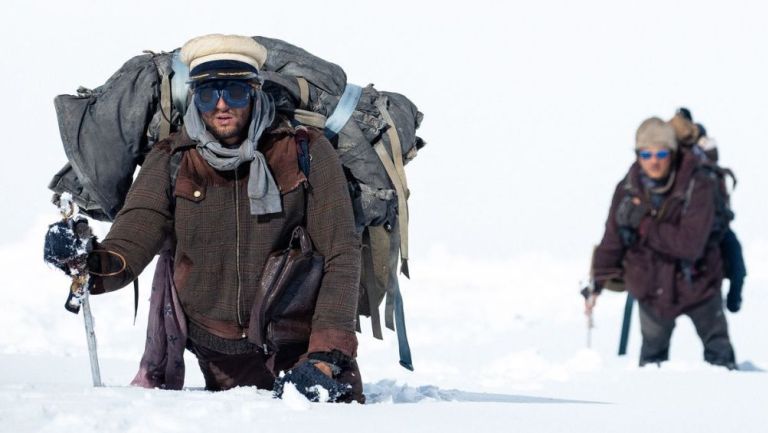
left=196, top=81, right=253, bottom=146
left=637, top=145, right=673, bottom=180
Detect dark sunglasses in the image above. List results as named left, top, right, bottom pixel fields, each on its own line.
left=637, top=149, right=671, bottom=160
left=193, top=81, right=254, bottom=112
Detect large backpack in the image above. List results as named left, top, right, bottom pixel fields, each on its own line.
left=667, top=109, right=746, bottom=286
left=49, top=36, right=424, bottom=370
left=668, top=110, right=736, bottom=240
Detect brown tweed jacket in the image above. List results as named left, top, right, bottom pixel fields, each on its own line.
left=92, top=121, right=361, bottom=358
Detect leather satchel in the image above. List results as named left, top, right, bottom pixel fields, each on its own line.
left=248, top=226, right=324, bottom=353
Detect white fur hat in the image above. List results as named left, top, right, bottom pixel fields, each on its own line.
left=635, top=117, right=677, bottom=151
left=180, top=34, right=267, bottom=82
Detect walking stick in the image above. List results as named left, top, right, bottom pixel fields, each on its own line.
left=58, top=194, right=103, bottom=387
left=580, top=247, right=598, bottom=349
left=581, top=283, right=596, bottom=349
left=617, top=293, right=634, bottom=356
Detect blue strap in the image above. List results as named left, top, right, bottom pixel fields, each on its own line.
left=394, top=284, right=414, bottom=371
left=297, top=133, right=310, bottom=177
left=324, top=84, right=362, bottom=139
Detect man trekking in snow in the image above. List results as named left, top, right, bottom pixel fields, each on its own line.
left=45, top=34, right=364, bottom=401
left=587, top=117, right=737, bottom=369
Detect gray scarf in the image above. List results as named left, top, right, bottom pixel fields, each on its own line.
left=642, top=169, right=677, bottom=209
left=183, top=90, right=281, bottom=215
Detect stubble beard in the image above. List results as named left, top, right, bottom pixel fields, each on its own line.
left=199, top=96, right=254, bottom=146
left=209, top=124, right=242, bottom=143
left=203, top=110, right=252, bottom=146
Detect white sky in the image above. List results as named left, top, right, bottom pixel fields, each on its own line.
left=1, top=0, right=767, bottom=268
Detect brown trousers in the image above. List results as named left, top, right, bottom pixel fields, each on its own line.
left=186, top=341, right=365, bottom=403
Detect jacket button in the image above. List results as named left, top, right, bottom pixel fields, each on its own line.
left=193, top=191, right=201, bottom=198
left=656, top=288, right=663, bottom=295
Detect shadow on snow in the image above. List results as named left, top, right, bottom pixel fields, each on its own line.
left=363, top=380, right=606, bottom=404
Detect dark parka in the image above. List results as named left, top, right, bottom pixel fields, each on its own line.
left=593, top=149, right=724, bottom=318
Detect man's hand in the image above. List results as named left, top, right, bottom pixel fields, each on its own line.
left=273, top=360, right=350, bottom=402
left=580, top=282, right=600, bottom=314
left=616, top=196, right=650, bottom=229
left=44, top=218, right=93, bottom=274
left=585, top=292, right=598, bottom=316
left=581, top=285, right=599, bottom=316
left=45, top=193, right=96, bottom=314
left=616, top=196, right=650, bottom=247
left=312, top=361, right=334, bottom=377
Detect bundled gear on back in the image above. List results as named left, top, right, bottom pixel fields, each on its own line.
left=667, top=108, right=746, bottom=313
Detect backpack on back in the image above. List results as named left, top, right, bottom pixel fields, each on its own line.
left=668, top=109, right=736, bottom=241
left=49, top=36, right=424, bottom=370
left=668, top=108, right=746, bottom=296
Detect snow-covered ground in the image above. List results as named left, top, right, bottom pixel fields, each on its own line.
left=1, top=219, right=766, bottom=432
left=3, top=1, right=768, bottom=431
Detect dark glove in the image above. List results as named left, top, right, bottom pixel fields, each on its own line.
left=44, top=218, right=93, bottom=274
left=616, top=196, right=650, bottom=229
left=616, top=196, right=650, bottom=248
left=580, top=281, right=602, bottom=299
left=726, top=278, right=743, bottom=313
left=273, top=360, right=350, bottom=402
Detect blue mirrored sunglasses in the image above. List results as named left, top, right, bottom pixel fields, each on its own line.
left=637, top=149, right=671, bottom=160
left=193, top=81, right=253, bottom=112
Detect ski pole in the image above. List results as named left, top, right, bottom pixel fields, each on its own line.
left=617, top=293, right=634, bottom=356
left=80, top=293, right=102, bottom=387
left=580, top=246, right=598, bottom=349
left=586, top=299, right=594, bottom=349
left=58, top=194, right=103, bottom=387
left=580, top=284, right=596, bottom=349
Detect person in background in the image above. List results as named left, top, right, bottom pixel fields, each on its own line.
left=588, top=117, right=737, bottom=369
